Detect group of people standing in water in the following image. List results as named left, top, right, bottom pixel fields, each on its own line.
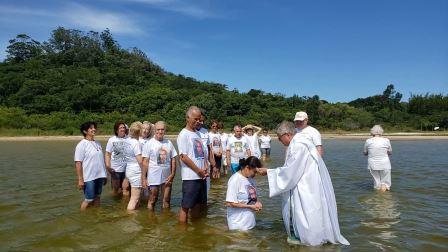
left=74, top=105, right=393, bottom=246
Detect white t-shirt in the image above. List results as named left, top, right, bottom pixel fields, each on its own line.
left=209, top=132, right=222, bottom=154
left=364, top=137, right=392, bottom=170
left=142, top=138, right=178, bottom=185
left=139, top=137, right=151, bottom=150
left=227, top=135, right=250, bottom=164
left=226, top=172, right=257, bottom=231
left=245, top=134, right=261, bottom=158
left=220, top=133, right=229, bottom=157
left=74, top=139, right=107, bottom=182
left=296, top=126, right=322, bottom=147
left=259, top=135, right=271, bottom=149
left=105, top=136, right=128, bottom=172
left=177, top=128, right=209, bottom=180
left=125, top=138, right=142, bottom=172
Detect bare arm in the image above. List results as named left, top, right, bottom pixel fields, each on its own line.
left=226, top=201, right=262, bottom=211
left=105, top=152, right=113, bottom=174
left=142, top=157, right=149, bottom=186
left=166, top=157, right=177, bottom=184
left=252, top=125, right=262, bottom=135
left=136, top=154, right=146, bottom=187
left=226, top=150, right=231, bottom=167
left=75, top=161, right=84, bottom=190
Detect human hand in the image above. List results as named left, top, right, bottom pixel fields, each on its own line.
left=256, top=168, right=268, bottom=176
left=252, top=201, right=262, bottom=212
left=77, top=179, right=84, bottom=190
left=165, top=175, right=174, bottom=185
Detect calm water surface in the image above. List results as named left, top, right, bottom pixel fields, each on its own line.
left=0, top=139, right=447, bottom=251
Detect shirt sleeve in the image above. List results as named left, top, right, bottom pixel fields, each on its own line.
left=313, top=128, right=322, bottom=146
left=133, top=140, right=142, bottom=156
left=105, top=138, right=113, bottom=153
left=177, top=131, right=189, bottom=155
left=74, top=141, right=85, bottom=162
left=386, top=139, right=392, bottom=152
left=142, top=142, right=150, bottom=158
left=226, top=177, right=239, bottom=203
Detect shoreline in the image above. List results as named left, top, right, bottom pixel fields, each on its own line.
left=1, top=133, right=447, bottom=141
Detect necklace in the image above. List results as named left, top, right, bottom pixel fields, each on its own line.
left=89, top=140, right=100, bottom=151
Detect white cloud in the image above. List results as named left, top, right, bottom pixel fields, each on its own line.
left=0, top=3, right=144, bottom=35
left=125, top=0, right=218, bottom=19
left=62, top=3, right=143, bottom=34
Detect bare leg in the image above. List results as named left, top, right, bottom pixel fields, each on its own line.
left=127, top=187, right=141, bottom=210
left=148, top=186, right=159, bottom=210
left=162, top=184, right=172, bottom=209
left=92, top=196, right=101, bottom=207
left=191, top=204, right=202, bottom=219
left=179, top=207, right=189, bottom=223
left=122, top=179, right=130, bottom=196
left=80, top=200, right=90, bottom=211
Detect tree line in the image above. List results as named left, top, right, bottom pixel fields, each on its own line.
left=0, top=27, right=446, bottom=135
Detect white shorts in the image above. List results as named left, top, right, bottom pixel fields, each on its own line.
left=126, top=164, right=142, bottom=188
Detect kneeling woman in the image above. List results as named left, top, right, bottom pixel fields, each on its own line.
left=226, top=157, right=263, bottom=231
left=125, top=121, right=145, bottom=210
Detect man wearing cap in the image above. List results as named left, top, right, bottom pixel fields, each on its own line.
left=294, top=111, right=324, bottom=156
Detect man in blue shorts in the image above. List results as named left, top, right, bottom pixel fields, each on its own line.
left=177, top=106, right=210, bottom=223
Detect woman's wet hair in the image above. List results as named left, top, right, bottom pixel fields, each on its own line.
left=80, top=121, right=97, bottom=137
left=237, top=156, right=262, bottom=172
left=113, top=121, right=126, bottom=136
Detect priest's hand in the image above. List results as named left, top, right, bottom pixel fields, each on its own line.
left=256, top=168, right=268, bottom=176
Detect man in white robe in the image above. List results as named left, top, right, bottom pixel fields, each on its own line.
left=257, top=121, right=349, bottom=246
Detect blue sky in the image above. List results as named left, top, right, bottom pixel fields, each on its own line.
left=0, top=0, right=447, bottom=102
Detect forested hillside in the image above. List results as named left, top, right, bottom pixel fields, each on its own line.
left=0, top=27, right=446, bottom=135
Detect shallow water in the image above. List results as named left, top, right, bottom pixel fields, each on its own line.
left=0, top=139, right=447, bottom=251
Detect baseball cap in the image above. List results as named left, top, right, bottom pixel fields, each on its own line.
left=294, top=111, right=308, bottom=121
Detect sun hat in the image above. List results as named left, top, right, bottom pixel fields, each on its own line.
left=294, top=111, right=308, bottom=121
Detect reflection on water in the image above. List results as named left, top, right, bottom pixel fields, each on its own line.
left=361, top=192, right=400, bottom=250
left=0, top=140, right=447, bottom=251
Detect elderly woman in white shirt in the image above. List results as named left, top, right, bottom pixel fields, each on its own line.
left=363, top=125, right=392, bottom=192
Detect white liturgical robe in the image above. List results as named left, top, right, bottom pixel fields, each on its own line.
left=267, top=133, right=349, bottom=246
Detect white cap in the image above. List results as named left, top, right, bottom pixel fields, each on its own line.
left=294, top=111, right=308, bottom=121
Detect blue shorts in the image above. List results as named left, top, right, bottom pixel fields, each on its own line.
left=84, top=178, right=105, bottom=202
left=181, top=179, right=207, bottom=209
left=230, top=163, right=240, bottom=174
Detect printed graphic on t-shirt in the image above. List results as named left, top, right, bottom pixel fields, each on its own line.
left=193, top=138, right=205, bottom=159
left=234, top=142, right=243, bottom=153
left=212, top=137, right=220, bottom=147
left=157, top=147, right=168, bottom=165
left=246, top=184, right=257, bottom=205
left=113, top=141, right=127, bottom=162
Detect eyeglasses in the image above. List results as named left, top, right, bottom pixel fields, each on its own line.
left=278, top=133, right=288, bottom=140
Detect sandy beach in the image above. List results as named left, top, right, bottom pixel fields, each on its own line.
left=0, top=133, right=447, bottom=141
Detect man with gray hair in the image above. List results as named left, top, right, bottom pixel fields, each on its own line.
left=257, top=121, right=349, bottom=246
left=177, top=106, right=209, bottom=223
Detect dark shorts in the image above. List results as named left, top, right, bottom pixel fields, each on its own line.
left=262, top=148, right=271, bottom=155
left=181, top=179, right=207, bottom=209
left=84, top=178, right=105, bottom=202
left=110, top=171, right=126, bottom=190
